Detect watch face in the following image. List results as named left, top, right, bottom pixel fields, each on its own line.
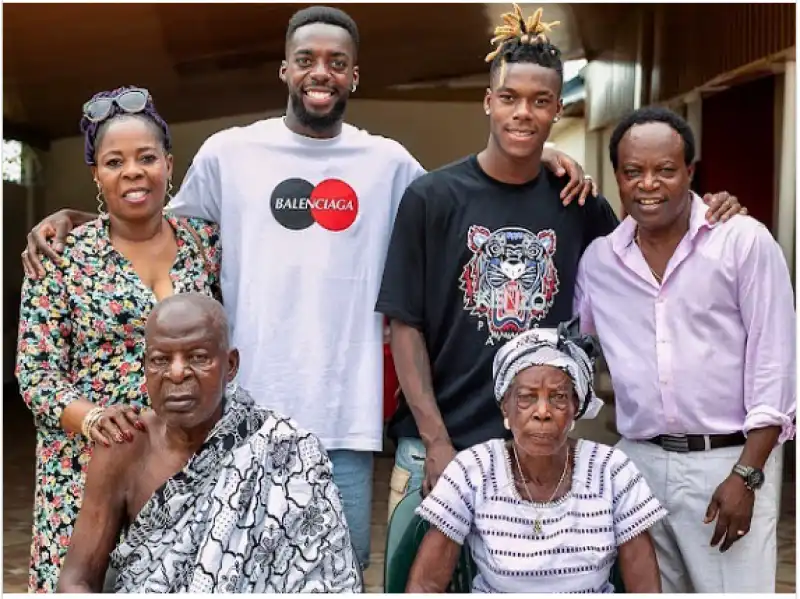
left=748, top=469, right=765, bottom=489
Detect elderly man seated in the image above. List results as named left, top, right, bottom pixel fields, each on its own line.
left=57, top=293, right=362, bottom=593
left=406, top=320, right=665, bottom=593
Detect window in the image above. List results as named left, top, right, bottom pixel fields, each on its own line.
left=3, top=139, right=23, bottom=184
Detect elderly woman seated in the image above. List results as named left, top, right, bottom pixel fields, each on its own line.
left=406, top=321, right=665, bottom=593
left=57, top=294, right=362, bottom=593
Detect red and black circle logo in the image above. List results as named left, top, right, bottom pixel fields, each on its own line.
left=270, top=178, right=359, bottom=232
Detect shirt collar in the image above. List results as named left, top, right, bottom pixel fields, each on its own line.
left=610, top=192, right=717, bottom=254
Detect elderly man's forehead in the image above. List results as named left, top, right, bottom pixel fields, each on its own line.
left=147, top=318, right=216, bottom=340
left=146, top=298, right=227, bottom=342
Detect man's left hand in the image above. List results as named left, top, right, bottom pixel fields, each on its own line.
left=702, top=191, right=748, bottom=223
left=704, top=474, right=755, bottom=553
left=541, top=147, right=598, bottom=206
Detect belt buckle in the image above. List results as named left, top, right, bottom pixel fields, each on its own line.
left=660, top=434, right=690, bottom=453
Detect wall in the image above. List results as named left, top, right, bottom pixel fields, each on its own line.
left=599, top=126, right=623, bottom=217
left=4, top=182, right=29, bottom=383
left=44, top=100, right=489, bottom=213
left=653, top=4, right=795, bottom=104
left=548, top=117, right=587, bottom=170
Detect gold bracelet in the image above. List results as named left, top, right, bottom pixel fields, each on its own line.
left=81, top=406, right=105, bottom=439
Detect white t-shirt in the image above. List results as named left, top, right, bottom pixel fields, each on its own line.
left=168, top=117, right=425, bottom=451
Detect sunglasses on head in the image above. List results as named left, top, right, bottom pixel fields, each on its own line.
left=82, top=88, right=151, bottom=123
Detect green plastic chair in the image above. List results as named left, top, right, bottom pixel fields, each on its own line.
left=384, top=488, right=626, bottom=593
left=384, top=489, right=475, bottom=593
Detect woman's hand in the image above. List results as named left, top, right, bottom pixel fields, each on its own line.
left=618, top=531, right=661, bottom=592
left=87, top=406, right=145, bottom=447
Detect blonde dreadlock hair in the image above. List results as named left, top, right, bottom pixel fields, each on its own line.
left=486, top=5, right=563, bottom=88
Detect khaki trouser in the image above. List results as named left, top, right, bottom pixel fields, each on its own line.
left=387, top=437, right=426, bottom=520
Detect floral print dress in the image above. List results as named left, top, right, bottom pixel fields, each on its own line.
left=15, top=213, right=221, bottom=593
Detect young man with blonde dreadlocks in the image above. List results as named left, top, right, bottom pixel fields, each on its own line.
left=20, top=4, right=601, bottom=572
left=377, top=4, right=745, bottom=517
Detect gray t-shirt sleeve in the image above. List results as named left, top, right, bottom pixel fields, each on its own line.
left=167, top=136, right=223, bottom=224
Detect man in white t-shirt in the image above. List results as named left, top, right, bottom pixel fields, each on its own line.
left=21, top=5, right=596, bottom=568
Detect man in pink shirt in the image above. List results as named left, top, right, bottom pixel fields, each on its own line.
left=575, top=106, right=795, bottom=593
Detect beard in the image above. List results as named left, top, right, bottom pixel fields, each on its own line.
left=289, top=89, right=349, bottom=133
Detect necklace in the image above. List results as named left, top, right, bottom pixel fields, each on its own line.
left=512, top=444, right=570, bottom=535
left=634, top=228, right=663, bottom=284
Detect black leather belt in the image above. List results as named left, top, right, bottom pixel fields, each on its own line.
left=646, top=432, right=746, bottom=453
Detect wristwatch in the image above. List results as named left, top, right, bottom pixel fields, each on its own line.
left=732, top=464, right=765, bottom=491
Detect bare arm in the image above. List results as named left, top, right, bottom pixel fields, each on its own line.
left=406, top=528, right=462, bottom=593
left=618, top=532, right=661, bottom=593
left=23, top=209, right=95, bottom=278
left=57, top=442, right=129, bottom=593
left=390, top=319, right=454, bottom=493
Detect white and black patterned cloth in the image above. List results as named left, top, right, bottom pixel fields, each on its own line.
left=417, top=439, right=667, bottom=593
left=110, top=385, right=362, bottom=593
left=492, top=320, right=604, bottom=419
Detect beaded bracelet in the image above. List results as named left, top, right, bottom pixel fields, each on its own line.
left=81, top=406, right=106, bottom=439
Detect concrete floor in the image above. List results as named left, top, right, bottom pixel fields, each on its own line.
left=3, top=391, right=796, bottom=593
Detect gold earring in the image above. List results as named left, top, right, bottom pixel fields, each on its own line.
left=167, top=179, right=174, bottom=201
left=96, top=187, right=107, bottom=217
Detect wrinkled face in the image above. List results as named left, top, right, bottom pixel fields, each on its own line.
left=501, top=365, right=576, bottom=456
left=615, top=121, right=694, bottom=232
left=91, top=116, right=173, bottom=221
left=281, top=22, right=359, bottom=132
left=484, top=62, right=563, bottom=160
left=145, top=305, right=238, bottom=429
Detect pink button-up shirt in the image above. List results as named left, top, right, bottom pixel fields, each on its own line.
left=575, top=194, right=796, bottom=443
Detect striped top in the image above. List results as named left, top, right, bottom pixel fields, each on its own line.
left=417, top=439, right=666, bottom=593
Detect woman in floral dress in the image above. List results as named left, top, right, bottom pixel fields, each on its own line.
left=15, top=87, right=222, bottom=592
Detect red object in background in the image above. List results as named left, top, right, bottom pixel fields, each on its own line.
left=698, top=76, right=776, bottom=231
left=382, top=317, right=400, bottom=421
left=383, top=344, right=399, bottom=421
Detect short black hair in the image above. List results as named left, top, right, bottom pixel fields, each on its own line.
left=286, top=6, right=359, bottom=50
left=490, top=39, right=563, bottom=87
left=485, top=6, right=563, bottom=88
left=609, top=106, right=696, bottom=171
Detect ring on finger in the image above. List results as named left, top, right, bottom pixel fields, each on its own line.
left=583, top=175, right=593, bottom=181
left=737, top=529, right=747, bottom=536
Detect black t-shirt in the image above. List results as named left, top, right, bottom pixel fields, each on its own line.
left=376, top=155, right=619, bottom=450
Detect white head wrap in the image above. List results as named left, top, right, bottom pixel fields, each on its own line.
left=492, top=320, right=604, bottom=420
